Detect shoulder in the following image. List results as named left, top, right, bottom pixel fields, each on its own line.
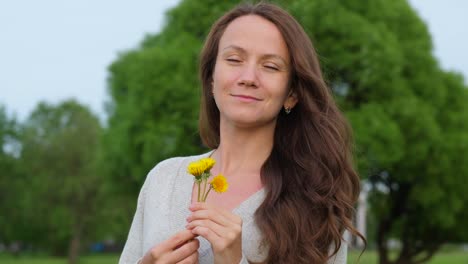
left=145, top=151, right=214, bottom=184
left=150, top=151, right=213, bottom=173
left=138, top=151, right=214, bottom=202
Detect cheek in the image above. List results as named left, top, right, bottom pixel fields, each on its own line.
left=262, top=75, right=290, bottom=100
left=213, top=63, right=239, bottom=90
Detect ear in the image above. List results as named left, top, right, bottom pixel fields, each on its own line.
left=284, top=90, right=298, bottom=109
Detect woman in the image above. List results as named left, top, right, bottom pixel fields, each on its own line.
left=119, top=2, right=363, bottom=264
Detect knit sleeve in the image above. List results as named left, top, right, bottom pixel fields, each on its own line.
left=118, top=171, right=152, bottom=264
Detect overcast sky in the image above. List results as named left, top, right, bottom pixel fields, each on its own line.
left=1, top=0, right=467, bottom=121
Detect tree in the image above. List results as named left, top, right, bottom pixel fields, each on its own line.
left=0, top=105, right=22, bottom=248
left=104, top=1, right=468, bottom=263
left=19, top=100, right=104, bottom=264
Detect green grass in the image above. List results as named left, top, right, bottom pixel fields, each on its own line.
left=348, top=250, right=468, bottom=264
left=0, top=251, right=466, bottom=264
left=0, top=254, right=119, bottom=264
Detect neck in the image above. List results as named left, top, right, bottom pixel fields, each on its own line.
left=212, top=119, right=276, bottom=179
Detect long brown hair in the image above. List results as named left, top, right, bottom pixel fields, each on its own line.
left=199, top=2, right=364, bottom=263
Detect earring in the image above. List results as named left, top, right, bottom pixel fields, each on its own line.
left=284, top=106, right=291, bottom=114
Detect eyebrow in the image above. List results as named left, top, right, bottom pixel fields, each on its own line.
left=222, top=45, right=289, bottom=66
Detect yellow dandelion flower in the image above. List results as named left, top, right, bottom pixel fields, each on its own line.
left=210, top=174, right=229, bottom=193
left=188, top=161, right=204, bottom=177
left=199, top=157, right=216, bottom=172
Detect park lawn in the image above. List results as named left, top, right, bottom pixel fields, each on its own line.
left=0, top=254, right=119, bottom=264
left=0, top=251, right=467, bottom=264
left=348, top=249, right=468, bottom=264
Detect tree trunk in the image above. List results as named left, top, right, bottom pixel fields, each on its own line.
left=377, top=218, right=390, bottom=264
left=68, top=224, right=82, bottom=264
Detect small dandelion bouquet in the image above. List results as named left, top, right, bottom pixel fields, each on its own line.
left=188, top=157, right=228, bottom=202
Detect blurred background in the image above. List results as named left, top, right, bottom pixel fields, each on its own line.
left=1, top=0, right=467, bottom=264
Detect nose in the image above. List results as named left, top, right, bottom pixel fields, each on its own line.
left=238, top=63, right=258, bottom=88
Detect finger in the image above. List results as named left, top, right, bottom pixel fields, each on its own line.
left=186, top=219, right=226, bottom=238
left=169, top=230, right=197, bottom=249
left=188, top=202, right=241, bottom=227
left=191, top=225, right=224, bottom=249
left=166, top=238, right=199, bottom=263
left=153, top=229, right=196, bottom=257
left=189, top=219, right=242, bottom=249
left=176, top=250, right=199, bottom=264
left=187, top=209, right=232, bottom=229
left=190, top=202, right=242, bottom=225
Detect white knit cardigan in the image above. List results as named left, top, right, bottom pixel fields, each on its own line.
left=119, top=152, right=347, bottom=264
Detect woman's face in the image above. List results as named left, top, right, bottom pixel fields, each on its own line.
left=212, top=15, right=297, bottom=128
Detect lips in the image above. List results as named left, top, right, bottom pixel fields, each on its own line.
left=231, top=94, right=263, bottom=101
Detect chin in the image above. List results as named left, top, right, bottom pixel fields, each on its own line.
left=224, top=114, right=276, bottom=128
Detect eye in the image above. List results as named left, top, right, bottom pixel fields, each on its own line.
left=264, top=64, right=279, bottom=71
left=225, top=54, right=242, bottom=64
left=226, top=58, right=241, bottom=63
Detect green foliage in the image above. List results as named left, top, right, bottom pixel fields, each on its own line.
left=104, top=33, right=203, bottom=193
left=346, top=103, right=404, bottom=173
left=15, top=100, right=104, bottom=256
left=0, top=105, right=22, bottom=243
left=103, top=0, right=468, bottom=263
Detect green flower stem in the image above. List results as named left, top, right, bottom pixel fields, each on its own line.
left=202, top=186, right=212, bottom=202
left=202, top=179, right=207, bottom=201
left=201, top=172, right=209, bottom=201
left=197, top=182, right=201, bottom=202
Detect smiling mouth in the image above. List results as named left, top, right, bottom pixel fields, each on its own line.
left=231, top=94, right=263, bottom=101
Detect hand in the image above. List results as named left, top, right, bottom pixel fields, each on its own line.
left=140, top=229, right=199, bottom=264
left=186, top=202, right=243, bottom=264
